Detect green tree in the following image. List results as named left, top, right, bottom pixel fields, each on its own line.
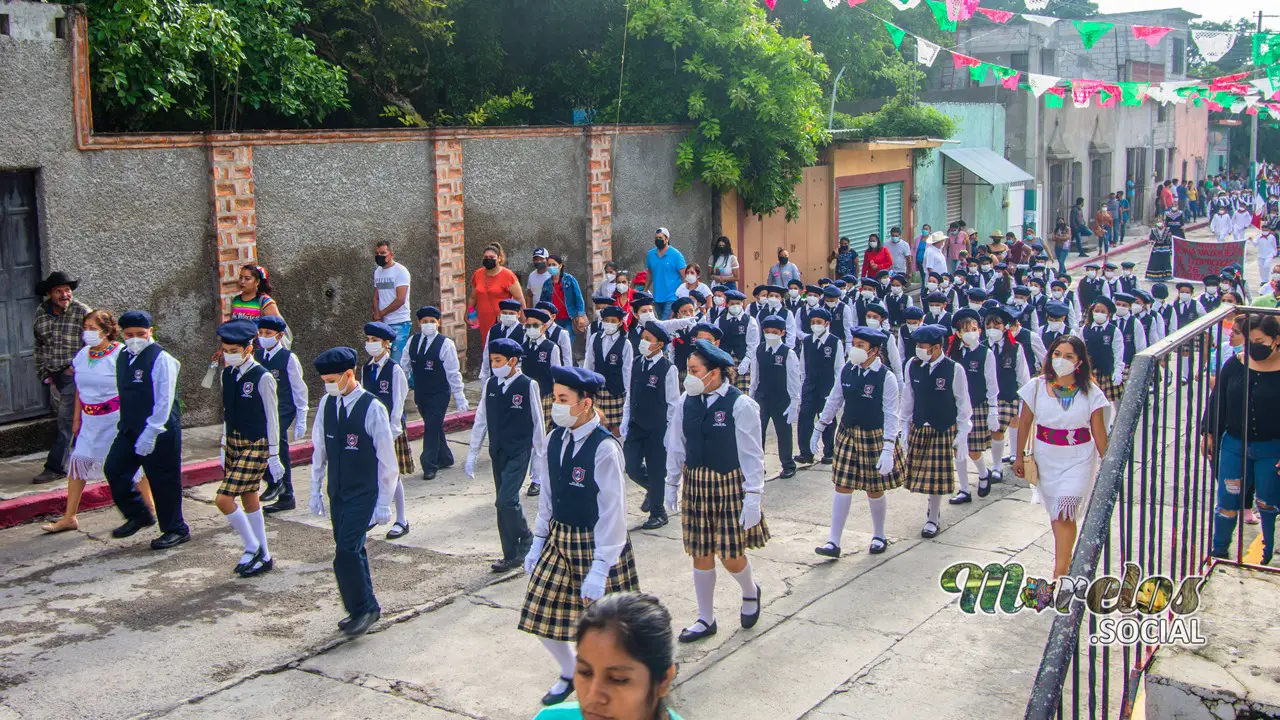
left=980, top=0, right=1097, bottom=18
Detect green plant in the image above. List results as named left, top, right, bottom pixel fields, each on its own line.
left=845, top=96, right=956, bottom=139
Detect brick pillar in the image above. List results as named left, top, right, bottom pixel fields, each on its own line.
left=434, top=139, right=467, bottom=361
left=209, top=146, right=258, bottom=319
left=588, top=130, right=614, bottom=286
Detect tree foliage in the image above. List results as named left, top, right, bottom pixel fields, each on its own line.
left=980, top=0, right=1097, bottom=18
left=838, top=95, right=956, bottom=139
left=1188, top=18, right=1255, bottom=78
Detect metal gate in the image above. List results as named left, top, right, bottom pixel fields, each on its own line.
left=946, top=169, right=963, bottom=225
left=0, top=172, right=47, bottom=423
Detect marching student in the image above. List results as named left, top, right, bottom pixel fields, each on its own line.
left=1131, top=290, right=1166, bottom=347
left=104, top=310, right=190, bottom=549
left=1118, top=261, right=1139, bottom=295
left=901, top=324, right=973, bottom=539
left=747, top=285, right=770, bottom=321
left=983, top=306, right=1032, bottom=477
left=1008, top=309, right=1047, bottom=382
left=587, top=294, right=614, bottom=339
left=1210, top=203, right=1233, bottom=243
left=795, top=308, right=845, bottom=466
left=536, top=301, right=575, bottom=368
left=1112, top=292, right=1148, bottom=385
left=875, top=269, right=893, bottom=299
left=1150, top=283, right=1173, bottom=337
left=785, top=278, right=806, bottom=315
left=1010, top=286, right=1038, bottom=331
left=861, top=302, right=905, bottom=377
left=583, top=306, right=634, bottom=437
left=1049, top=279, right=1082, bottom=330
left=520, top=366, right=641, bottom=708
left=663, top=340, right=768, bottom=644
left=1079, top=297, right=1127, bottom=407
left=795, top=284, right=824, bottom=344
left=1027, top=278, right=1049, bottom=328
left=717, top=290, right=760, bottom=393
left=214, top=320, right=283, bottom=577
left=480, top=299, right=526, bottom=381
left=362, top=322, right=413, bottom=539
left=1169, top=281, right=1201, bottom=382
left=1075, top=263, right=1109, bottom=313
left=822, top=285, right=854, bottom=345
left=963, top=287, right=989, bottom=313
left=621, top=322, right=682, bottom=531
left=923, top=291, right=952, bottom=329
left=708, top=285, right=729, bottom=324
left=1232, top=194, right=1254, bottom=242
left=1198, top=274, right=1225, bottom=314
left=748, top=316, right=802, bottom=479
left=1102, top=263, right=1122, bottom=297
left=900, top=306, right=925, bottom=362
left=851, top=278, right=880, bottom=327
left=884, top=273, right=913, bottom=328
left=522, top=307, right=565, bottom=437
left=466, top=338, right=546, bottom=571
left=946, top=272, right=967, bottom=311
left=991, top=263, right=1014, bottom=304
left=309, top=346, right=399, bottom=636
left=255, top=315, right=309, bottom=514
left=400, top=307, right=469, bottom=482
left=813, top=327, right=904, bottom=557
left=692, top=322, right=723, bottom=347
left=946, top=309, right=999, bottom=505
left=760, top=285, right=798, bottom=347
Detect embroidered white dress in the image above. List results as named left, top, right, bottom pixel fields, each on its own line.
left=1018, top=377, right=1110, bottom=520
left=69, top=343, right=127, bottom=481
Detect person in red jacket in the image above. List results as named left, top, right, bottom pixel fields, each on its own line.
left=861, top=234, right=893, bottom=279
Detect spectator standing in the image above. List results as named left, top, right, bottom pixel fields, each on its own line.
left=538, top=254, right=588, bottom=342
left=596, top=261, right=620, bottom=299
left=922, top=231, right=950, bottom=279
left=1187, top=182, right=1200, bottom=220
left=1068, top=198, right=1088, bottom=257
left=1051, top=218, right=1071, bottom=275
left=526, top=248, right=552, bottom=307
left=834, top=237, right=858, bottom=278
left=1092, top=204, right=1114, bottom=256
left=645, top=228, right=687, bottom=319
left=469, top=243, right=525, bottom=340
left=372, top=241, right=413, bottom=363
left=675, top=264, right=713, bottom=302
left=709, top=236, right=740, bottom=291
left=32, top=271, right=92, bottom=484
left=1007, top=231, right=1031, bottom=267
left=913, top=224, right=931, bottom=287
left=947, top=222, right=968, bottom=272
left=1117, top=189, right=1131, bottom=239
left=1105, top=193, right=1120, bottom=243
left=884, top=226, right=911, bottom=277
left=767, top=248, right=802, bottom=287
left=861, top=234, right=893, bottom=278
left=1176, top=179, right=1189, bottom=216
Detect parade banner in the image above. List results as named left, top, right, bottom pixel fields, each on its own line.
left=1173, top=238, right=1246, bottom=283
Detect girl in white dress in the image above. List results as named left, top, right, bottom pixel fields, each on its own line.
left=1012, top=334, right=1110, bottom=579
left=43, top=311, right=152, bottom=533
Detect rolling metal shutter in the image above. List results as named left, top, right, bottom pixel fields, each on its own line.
left=838, top=186, right=881, bottom=254
left=946, top=169, right=963, bottom=224
left=882, top=181, right=903, bottom=236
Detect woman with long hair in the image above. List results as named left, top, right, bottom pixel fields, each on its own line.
left=1012, top=335, right=1110, bottom=578
left=229, top=264, right=281, bottom=323
left=709, top=236, right=740, bottom=292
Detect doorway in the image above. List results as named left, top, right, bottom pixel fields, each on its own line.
left=0, top=172, right=47, bottom=423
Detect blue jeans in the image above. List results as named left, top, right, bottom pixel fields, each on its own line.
left=654, top=301, right=674, bottom=320
left=1055, top=247, right=1069, bottom=275
left=555, top=318, right=575, bottom=345
left=1212, top=433, right=1280, bottom=561
left=388, top=321, right=412, bottom=364
left=1071, top=230, right=1086, bottom=255
left=1098, top=228, right=1112, bottom=254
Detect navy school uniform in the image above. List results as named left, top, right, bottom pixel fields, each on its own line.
left=1118, top=273, right=1139, bottom=295
left=901, top=355, right=973, bottom=496
left=219, top=359, right=279, bottom=497
left=586, top=331, right=632, bottom=428
left=1115, top=314, right=1148, bottom=378
left=671, top=325, right=697, bottom=377
left=818, top=358, right=905, bottom=491
left=479, top=322, right=526, bottom=381
left=621, top=351, right=680, bottom=518
left=759, top=306, right=798, bottom=347
left=884, top=292, right=913, bottom=327
left=256, top=344, right=308, bottom=501
left=401, top=331, right=468, bottom=475
left=717, top=312, right=759, bottom=392
left=797, top=331, right=844, bottom=462
left=991, top=276, right=1013, bottom=304
left=749, top=340, right=802, bottom=474
left=990, top=336, right=1031, bottom=431
left=104, top=342, right=188, bottom=537
left=1081, top=321, right=1126, bottom=402
left=466, top=372, right=545, bottom=562
left=825, top=302, right=853, bottom=344
left=1198, top=289, right=1224, bottom=314
left=956, top=342, right=999, bottom=453
left=523, top=336, right=563, bottom=431
left=1013, top=326, right=1044, bottom=375
left=924, top=307, right=953, bottom=330
left=545, top=323, right=574, bottom=368
left=362, top=355, right=414, bottom=475
left=1076, top=276, right=1109, bottom=312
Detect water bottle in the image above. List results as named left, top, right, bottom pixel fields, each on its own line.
left=467, top=306, right=479, bottom=329
left=201, top=361, right=219, bottom=389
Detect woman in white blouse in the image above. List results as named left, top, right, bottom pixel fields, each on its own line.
left=43, top=310, right=152, bottom=533
left=674, top=263, right=712, bottom=305
left=709, top=236, right=740, bottom=292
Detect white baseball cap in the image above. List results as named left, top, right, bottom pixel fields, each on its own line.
left=533, top=248, right=549, bottom=259
left=655, top=227, right=670, bottom=237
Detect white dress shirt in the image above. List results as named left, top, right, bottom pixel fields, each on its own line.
left=664, top=380, right=766, bottom=494
left=1116, top=316, right=1149, bottom=357
left=747, top=342, right=802, bottom=419
left=310, top=387, right=400, bottom=508
left=961, top=342, right=1000, bottom=410
left=900, top=355, right=973, bottom=439
left=584, top=331, right=634, bottom=394
left=261, top=345, right=309, bottom=428
left=398, top=332, right=469, bottom=410
left=798, top=331, right=846, bottom=382
left=817, top=357, right=900, bottom=450
left=365, top=353, right=409, bottom=436
left=720, top=313, right=761, bottom=373
left=620, top=350, right=681, bottom=431
left=823, top=302, right=854, bottom=344
left=548, top=325, right=575, bottom=369
left=465, top=372, right=547, bottom=483
left=478, top=323, right=524, bottom=381
left=532, top=416, right=627, bottom=568
left=1136, top=310, right=1166, bottom=345
left=222, top=357, right=281, bottom=454
left=126, top=344, right=180, bottom=443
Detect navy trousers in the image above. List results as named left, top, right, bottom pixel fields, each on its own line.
left=623, top=422, right=667, bottom=516
left=417, top=396, right=454, bottom=474
left=797, top=393, right=836, bottom=461
left=271, top=412, right=295, bottom=500
left=329, top=485, right=379, bottom=616
left=104, top=427, right=188, bottom=536
left=490, top=444, right=533, bottom=561
left=759, top=403, right=796, bottom=473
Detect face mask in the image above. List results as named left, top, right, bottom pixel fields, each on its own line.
left=547, top=266, right=560, bottom=277
left=82, top=330, right=101, bottom=346
left=482, top=257, right=498, bottom=270
left=375, top=255, right=389, bottom=268
left=605, top=273, right=617, bottom=283
left=421, top=322, right=438, bottom=337
left=492, top=362, right=513, bottom=379
left=1115, top=307, right=1131, bottom=318
left=365, top=341, right=386, bottom=358
left=930, top=307, right=944, bottom=316
left=124, top=337, right=152, bottom=354
left=981, top=265, right=993, bottom=272
left=778, top=256, right=788, bottom=265
left=1051, top=357, right=1077, bottom=377
left=258, top=335, right=278, bottom=350
left=788, top=288, right=801, bottom=299
left=1052, top=291, right=1065, bottom=300
left=865, top=318, right=882, bottom=330
left=764, top=333, right=783, bottom=348
left=683, top=373, right=706, bottom=396
left=1086, top=270, right=1097, bottom=280
left=638, top=339, right=656, bottom=357
left=533, top=262, right=547, bottom=273
left=891, top=286, right=903, bottom=296
left=1031, top=287, right=1042, bottom=297
left=1249, top=342, right=1275, bottom=362
left=1179, top=292, right=1192, bottom=302
left=1122, top=269, right=1133, bottom=277
left=926, top=282, right=938, bottom=292
left=848, top=347, right=869, bottom=366
left=962, top=330, right=981, bottom=346
left=603, top=322, right=620, bottom=335
left=805, top=296, right=820, bottom=308
left=223, top=352, right=247, bottom=368
left=768, top=297, right=782, bottom=310
left=879, top=278, right=891, bottom=287
left=714, top=296, right=726, bottom=307
left=728, top=305, right=744, bottom=317
left=686, top=273, right=698, bottom=284
left=916, top=347, right=933, bottom=363
left=655, top=238, right=666, bottom=249
left=500, top=313, right=519, bottom=328
left=941, top=280, right=952, bottom=289
left=1105, top=272, right=1116, bottom=280
left=1012, top=299, right=1026, bottom=308
left=825, top=300, right=840, bottom=309
left=860, top=290, right=875, bottom=301
left=1048, top=320, right=1065, bottom=332
left=324, top=380, right=344, bottom=397
left=639, top=311, right=657, bottom=323
left=985, top=328, right=1003, bottom=343
left=869, top=241, right=879, bottom=249
left=551, top=402, right=580, bottom=429
left=810, top=324, right=827, bottom=337
left=525, top=327, right=543, bottom=340
left=1092, top=312, right=1108, bottom=325
left=969, top=303, right=983, bottom=311
left=1272, top=273, right=1280, bottom=284
left=1205, top=286, right=1218, bottom=295
left=616, top=282, right=629, bottom=291
left=907, top=323, right=921, bottom=332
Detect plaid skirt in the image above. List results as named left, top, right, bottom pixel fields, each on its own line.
left=832, top=425, right=904, bottom=493
left=905, top=424, right=957, bottom=496
left=1092, top=372, right=1123, bottom=403
left=967, top=403, right=993, bottom=452
left=518, top=521, right=641, bottom=641
left=681, top=465, right=770, bottom=558
left=997, top=398, right=1020, bottom=432
left=219, top=431, right=268, bottom=497
left=395, top=433, right=416, bottom=475
left=729, top=367, right=752, bottom=393
left=541, top=392, right=555, bottom=434
left=597, top=389, right=626, bottom=427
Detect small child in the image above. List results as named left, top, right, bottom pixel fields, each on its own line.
left=400, top=307, right=469, bottom=481
left=362, top=322, right=413, bottom=539
left=748, top=316, right=801, bottom=479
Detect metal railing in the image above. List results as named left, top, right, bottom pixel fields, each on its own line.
left=1024, top=304, right=1280, bottom=720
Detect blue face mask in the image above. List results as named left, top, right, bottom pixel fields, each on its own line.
left=548, top=266, right=560, bottom=277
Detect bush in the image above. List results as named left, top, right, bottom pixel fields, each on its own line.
left=839, top=98, right=956, bottom=140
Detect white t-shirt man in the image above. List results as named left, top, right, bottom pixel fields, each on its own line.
left=526, top=269, right=551, bottom=303
left=374, top=263, right=412, bottom=324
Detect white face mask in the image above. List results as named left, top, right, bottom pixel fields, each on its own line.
left=82, top=330, right=101, bottom=346
left=1086, top=270, right=1098, bottom=280
left=879, top=278, right=891, bottom=287
left=962, top=330, right=981, bottom=346
left=930, top=306, right=944, bottom=316
left=223, top=352, right=246, bottom=367
left=1048, top=320, right=1066, bottom=332
left=1122, top=269, right=1133, bottom=277
left=1051, top=357, right=1077, bottom=377
left=916, top=347, right=933, bottom=363
left=525, top=326, right=543, bottom=340
left=639, top=311, right=657, bottom=323
left=1105, top=272, right=1116, bottom=280
left=981, top=265, right=993, bottom=272
left=1052, top=291, right=1065, bottom=300
left=985, top=328, right=1003, bottom=343
left=764, top=333, right=783, bottom=348
left=603, top=322, right=621, bottom=335
left=861, top=290, right=875, bottom=301
left=686, top=273, right=698, bottom=284
left=1205, top=286, right=1218, bottom=295
left=1030, top=287, right=1042, bottom=297
left=616, top=282, right=629, bottom=291
left=848, top=346, right=869, bottom=366
left=124, top=337, right=152, bottom=355
left=551, top=402, right=580, bottom=428
left=926, top=282, right=938, bottom=292
left=805, top=296, right=820, bottom=308
left=728, top=305, right=744, bottom=317
left=605, top=273, right=617, bottom=283
left=713, top=295, right=726, bottom=307
left=941, top=280, right=952, bottom=289
left=421, top=322, right=439, bottom=337
left=638, top=339, right=655, bottom=357
left=1012, top=299, right=1026, bottom=308
left=492, top=362, right=513, bottom=379
left=810, top=324, right=827, bottom=337
left=324, top=381, right=343, bottom=397
left=969, top=303, right=983, bottom=311
left=891, top=286, right=903, bottom=296
left=1115, top=307, right=1131, bottom=318
left=258, top=335, right=279, bottom=350
left=1179, top=292, right=1192, bottom=302
left=825, top=300, right=840, bottom=309
left=500, top=313, right=519, bottom=328
left=683, top=373, right=706, bottom=396
left=1092, top=312, right=1109, bottom=325
left=907, top=323, right=921, bottom=332
left=365, top=341, right=386, bottom=358
left=788, top=288, right=801, bottom=299
left=768, top=297, right=783, bottom=309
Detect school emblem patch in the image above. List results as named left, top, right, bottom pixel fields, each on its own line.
left=425, top=361, right=434, bottom=370
left=936, top=378, right=947, bottom=390
left=133, top=369, right=144, bottom=383
left=570, top=467, right=586, bottom=488
left=713, top=410, right=727, bottom=427
left=647, top=375, right=658, bottom=387
left=774, top=354, right=785, bottom=365
left=609, top=354, right=619, bottom=364
left=862, top=384, right=875, bottom=398
left=379, top=380, right=390, bottom=393
left=824, top=347, right=833, bottom=358
left=346, top=434, right=359, bottom=449
left=512, top=394, right=524, bottom=407
left=270, top=369, right=280, bottom=379
left=969, top=360, right=979, bottom=372
left=539, top=352, right=548, bottom=362
left=241, top=382, right=255, bottom=398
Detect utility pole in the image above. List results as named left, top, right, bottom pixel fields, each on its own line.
left=1251, top=10, right=1263, bottom=184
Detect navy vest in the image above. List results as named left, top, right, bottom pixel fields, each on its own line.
left=222, top=363, right=269, bottom=441
left=1083, top=323, right=1117, bottom=375
left=672, top=327, right=696, bottom=373
left=1157, top=304, right=1175, bottom=334
left=1172, top=300, right=1199, bottom=330
left=753, top=343, right=791, bottom=411
left=629, top=355, right=672, bottom=432
left=523, top=338, right=557, bottom=397
left=593, top=334, right=627, bottom=396
left=853, top=297, right=873, bottom=326
left=1119, top=275, right=1138, bottom=295
left=839, top=363, right=887, bottom=430
left=361, top=360, right=400, bottom=430
left=884, top=293, right=909, bottom=326
left=117, top=343, right=180, bottom=435
left=900, top=325, right=919, bottom=361
left=909, top=357, right=959, bottom=429
left=1012, top=302, right=1036, bottom=329
left=801, top=333, right=841, bottom=400
left=991, top=339, right=1021, bottom=401
left=1117, top=317, right=1139, bottom=364
left=1078, top=278, right=1105, bottom=310
left=682, top=387, right=742, bottom=474
left=255, top=347, right=298, bottom=423
left=322, top=392, right=378, bottom=497
left=825, top=303, right=848, bottom=343
left=1014, top=327, right=1036, bottom=376
left=958, top=345, right=991, bottom=406
left=547, top=426, right=614, bottom=529
left=926, top=309, right=952, bottom=330
left=487, top=322, right=526, bottom=348
left=484, top=374, right=536, bottom=451
left=1199, top=292, right=1223, bottom=312
left=719, top=313, right=750, bottom=361
left=992, top=276, right=1013, bottom=303
left=1137, top=313, right=1157, bottom=345
left=407, top=333, right=448, bottom=406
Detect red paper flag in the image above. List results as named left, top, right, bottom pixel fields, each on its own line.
left=1071, top=79, right=1104, bottom=106
left=1001, top=71, right=1022, bottom=90
left=764, top=0, right=776, bottom=9
left=1204, top=100, right=1224, bottom=112
left=847, top=0, right=868, bottom=5
left=1210, top=71, right=1249, bottom=87
left=1045, top=87, right=1066, bottom=98
left=945, top=0, right=981, bottom=21
left=952, top=52, right=982, bottom=68
left=975, top=7, right=1015, bottom=23
left=1247, top=107, right=1260, bottom=116
left=1131, top=25, right=1173, bottom=48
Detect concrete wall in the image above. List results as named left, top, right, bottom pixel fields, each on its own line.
left=916, top=103, right=1009, bottom=239
left=612, top=132, right=713, bottom=280
left=1173, top=104, right=1210, bottom=182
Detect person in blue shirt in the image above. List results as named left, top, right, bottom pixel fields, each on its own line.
left=538, top=255, right=588, bottom=345
left=645, top=228, right=687, bottom=320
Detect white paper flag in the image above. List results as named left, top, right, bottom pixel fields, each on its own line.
left=1191, top=30, right=1237, bottom=63
left=823, top=0, right=840, bottom=8
left=1024, top=0, right=1049, bottom=9
left=1251, top=78, right=1277, bottom=96
left=1025, top=73, right=1061, bottom=98
left=916, top=38, right=942, bottom=67
left=885, top=0, right=924, bottom=9
left=1245, top=95, right=1260, bottom=108
left=1022, top=14, right=1058, bottom=27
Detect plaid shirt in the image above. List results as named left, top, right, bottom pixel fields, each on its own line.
left=33, top=299, right=92, bottom=379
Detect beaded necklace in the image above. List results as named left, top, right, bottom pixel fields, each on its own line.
left=87, top=342, right=119, bottom=365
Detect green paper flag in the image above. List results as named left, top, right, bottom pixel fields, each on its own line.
left=884, top=21, right=907, bottom=50
left=1212, top=90, right=1235, bottom=106
left=1045, top=93, right=1064, bottom=109
left=1072, top=20, right=1115, bottom=51
left=1255, top=33, right=1280, bottom=68
left=990, top=65, right=1017, bottom=81
left=1098, top=90, right=1114, bottom=106
left=1118, top=82, right=1145, bottom=106
left=925, top=0, right=957, bottom=33
left=1269, top=65, right=1280, bottom=94
left=969, top=63, right=990, bottom=84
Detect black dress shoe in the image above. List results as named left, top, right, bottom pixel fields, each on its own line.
left=490, top=557, right=521, bottom=573
left=151, top=531, right=190, bottom=550
left=820, top=457, right=834, bottom=465
left=869, top=537, right=888, bottom=555
left=541, top=678, right=575, bottom=707
left=235, top=549, right=261, bottom=574
left=526, top=483, right=541, bottom=497
left=239, top=555, right=274, bottom=578
left=386, top=522, right=410, bottom=540
left=261, top=481, right=283, bottom=503
left=32, top=470, right=66, bottom=484
left=814, top=542, right=840, bottom=558
left=949, top=491, right=972, bottom=505
left=921, top=520, right=940, bottom=539
left=343, top=610, right=381, bottom=636
left=977, top=475, right=992, bottom=498
left=740, top=583, right=762, bottom=629
left=678, top=619, right=718, bottom=643
left=264, top=497, right=296, bottom=514
left=778, top=468, right=797, bottom=479
left=337, top=615, right=354, bottom=631
left=640, top=513, right=668, bottom=530
left=641, top=497, right=652, bottom=514
left=795, top=454, right=816, bottom=465
left=422, top=470, right=437, bottom=480
left=112, top=516, right=156, bottom=539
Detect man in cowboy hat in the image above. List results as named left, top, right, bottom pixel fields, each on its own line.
left=32, top=272, right=92, bottom=484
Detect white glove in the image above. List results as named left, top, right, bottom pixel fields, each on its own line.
left=876, top=448, right=895, bottom=475
left=220, top=445, right=226, bottom=468
left=739, top=492, right=763, bottom=530
left=456, top=396, right=470, bottom=413
left=619, top=423, right=628, bottom=441
left=373, top=504, right=392, bottom=525
left=811, top=424, right=826, bottom=457
left=309, top=493, right=326, bottom=517
left=664, top=482, right=681, bottom=515
left=267, top=456, right=285, bottom=481
left=293, top=418, right=308, bottom=441
left=784, top=406, right=799, bottom=425
left=391, top=425, right=402, bottom=440
left=524, top=536, right=547, bottom=575
left=1113, top=371, right=1124, bottom=386
left=737, top=360, right=750, bottom=376
left=134, top=432, right=157, bottom=457
left=581, top=565, right=608, bottom=602
left=988, top=408, right=1000, bottom=433
left=465, top=455, right=477, bottom=479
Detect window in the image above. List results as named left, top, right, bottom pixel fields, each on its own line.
left=1011, top=52, right=1029, bottom=73
left=1157, top=103, right=1168, bottom=123
left=838, top=182, right=905, bottom=253
left=54, top=16, right=66, bottom=39
left=0, top=15, right=9, bottom=36
left=1154, top=149, right=1166, bottom=181
left=1040, top=48, right=1056, bottom=76
left=1171, top=38, right=1186, bottom=75
left=1090, top=154, right=1113, bottom=213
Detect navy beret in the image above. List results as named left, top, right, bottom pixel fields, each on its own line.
left=808, top=308, right=832, bottom=322
left=764, top=285, right=786, bottom=295
left=967, top=288, right=989, bottom=301
left=1133, top=290, right=1153, bottom=304
left=499, top=299, right=523, bottom=312
left=216, top=319, right=257, bottom=345
left=1050, top=280, right=1067, bottom=290
left=851, top=326, right=887, bottom=346
left=711, top=285, right=728, bottom=294
left=995, top=262, right=1008, bottom=270
left=1112, top=292, right=1136, bottom=304
left=753, top=285, right=769, bottom=296
left=904, top=306, right=925, bottom=320
left=1044, top=301, right=1071, bottom=318
left=1092, top=296, right=1116, bottom=313
left=601, top=306, right=626, bottom=320
left=1028, top=277, right=1046, bottom=288
left=787, top=278, right=805, bottom=288
left=536, top=301, right=558, bottom=315
left=864, top=302, right=888, bottom=318
left=1084, top=262, right=1101, bottom=270
left=690, top=290, right=707, bottom=304
left=416, top=305, right=441, bottom=320
left=951, top=308, right=981, bottom=326
left=805, top=284, right=823, bottom=295
left=985, top=305, right=1015, bottom=324
left=551, top=365, right=605, bottom=394
left=523, top=308, right=551, bottom=324
left=690, top=339, right=735, bottom=370
left=1203, top=274, right=1220, bottom=284
left=822, top=286, right=843, bottom=298
left=631, top=295, right=655, bottom=310
left=592, top=294, right=615, bottom=305
left=314, top=347, right=358, bottom=375
left=1175, top=281, right=1195, bottom=291
left=257, top=315, right=287, bottom=333
left=925, top=292, right=948, bottom=305
left=833, top=280, right=848, bottom=289
left=840, top=275, right=858, bottom=284
left=911, top=324, right=949, bottom=345
left=1103, top=262, right=1118, bottom=270
left=1151, top=283, right=1169, bottom=299
left=875, top=269, right=891, bottom=278
left=488, top=338, right=524, bottom=359
left=1013, top=285, right=1031, bottom=296
left=861, top=277, right=878, bottom=288
left=761, top=316, right=787, bottom=332
left=725, top=290, right=747, bottom=301
left=1121, top=261, right=1136, bottom=268
left=672, top=297, right=695, bottom=312
left=364, top=322, right=395, bottom=341
left=981, top=299, right=1001, bottom=311
left=692, top=322, right=723, bottom=340
left=642, top=321, right=670, bottom=344
left=118, top=310, right=153, bottom=329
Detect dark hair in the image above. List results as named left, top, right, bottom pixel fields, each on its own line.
left=548, top=254, right=563, bottom=265
left=1249, top=314, right=1280, bottom=341
left=241, top=263, right=273, bottom=296
left=1075, top=197, right=1084, bottom=205
left=1043, top=334, right=1094, bottom=394
left=890, top=226, right=901, bottom=234
left=576, top=593, right=675, bottom=716
left=713, top=235, right=733, bottom=256
left=83, top=310, right=119, bottom=342
left=376, top=240, right=393, bottom=251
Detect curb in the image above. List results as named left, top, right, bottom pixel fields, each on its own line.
left=0, top=411, right=476, bottom=530
left=1063, top=221, right=1209, bottom=273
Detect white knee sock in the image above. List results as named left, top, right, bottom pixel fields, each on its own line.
left=868, top=495, right=887, bottom=539
left=246, top=509, right=270, bottom=561
left=226, top=507, right=259, bottom=557
left=693, top=568, right=717, bottom=625
left=927, top=495, right=942, bottom=525
left=974, top=455, right=988, bottom=478
left=829, top=491, right=853, bottom=546
left=540, top=637, right=576, bottom=694
left=729, top=562, right=759, bottom=616
left=992, top=438, right=1005, bottom=466
left=393, top=480, right=407, bottom=526
left=956, top=454, right=970, bottom=493
left=1179, top=356, right=1190, bottom=380
left=1007, top=427, right=1018, bottom=463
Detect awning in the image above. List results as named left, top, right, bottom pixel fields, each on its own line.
left=940, top=147, right=1034, bottom=187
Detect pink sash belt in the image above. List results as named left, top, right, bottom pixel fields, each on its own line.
left=1035, top=425, right=1092, bottom=447
left=82, top=397, right=121, bottom=416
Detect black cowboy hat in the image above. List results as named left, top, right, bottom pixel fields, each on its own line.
left=35, top=271, right=79, bottom=296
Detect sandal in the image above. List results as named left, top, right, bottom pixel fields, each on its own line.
left=41, top=518, right=79, bottom=534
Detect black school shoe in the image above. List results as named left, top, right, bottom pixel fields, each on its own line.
left=235, top=549, right=261, bottom=575
left=541, top=679, right=575, bottom=707
left=112, top=516, right=156, bottom=539
left=977, top=473, right=992, bottom=498
left=778, top=468, right=797, bottom=479
left=386, top=522, right=410, bottom=540
left=869, top=537, right=888, bottom=554
left=949, top=490, right=972, bottom=505
left=820, top=457, right=834, bottom=465
left=264, top=497, right=295, bottom=514
left=921, top=520, right=940, bottom=539
left=343, top=610, right=380, bottom=636
left=261, top=481, right=283, bottom=503
left=814, top=542, right=840, bottom=558
left=151, top=531, right=190, bottom=550
left=678, top=619, right=718, bottom=643
left=795, top=454, right=816, bottom=465
left=490, top=557, right=521, bottom=573
left=640, top=513, right=668, bottom=530
left=740, top=583, right=762, bottom=629
left=526, top=483, right=541, bottom=497
left=239, top=555, right=274, bottom=578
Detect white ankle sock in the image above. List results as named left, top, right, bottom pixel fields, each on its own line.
left=393, top=480, right=407, bottom=526
left=693, top=568, right=717, bottom=626
left=540, top=637, right=576, bottom=691
left=226, top=508, right=259, bottom=557
left=974, top=455, right=988, bottom=477
left=868, top=495, right=887, bottom=538
left=956, top=455, right=970, bottom=493
left=246, top=509, right=270, bottom=561
left=927, top=495, right=942, bottom=525
left=829, top=492, right=853, bottom=546
left=729, top=562, right=759, bottom=616
left=992, top=438, right=1005, bottom=465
